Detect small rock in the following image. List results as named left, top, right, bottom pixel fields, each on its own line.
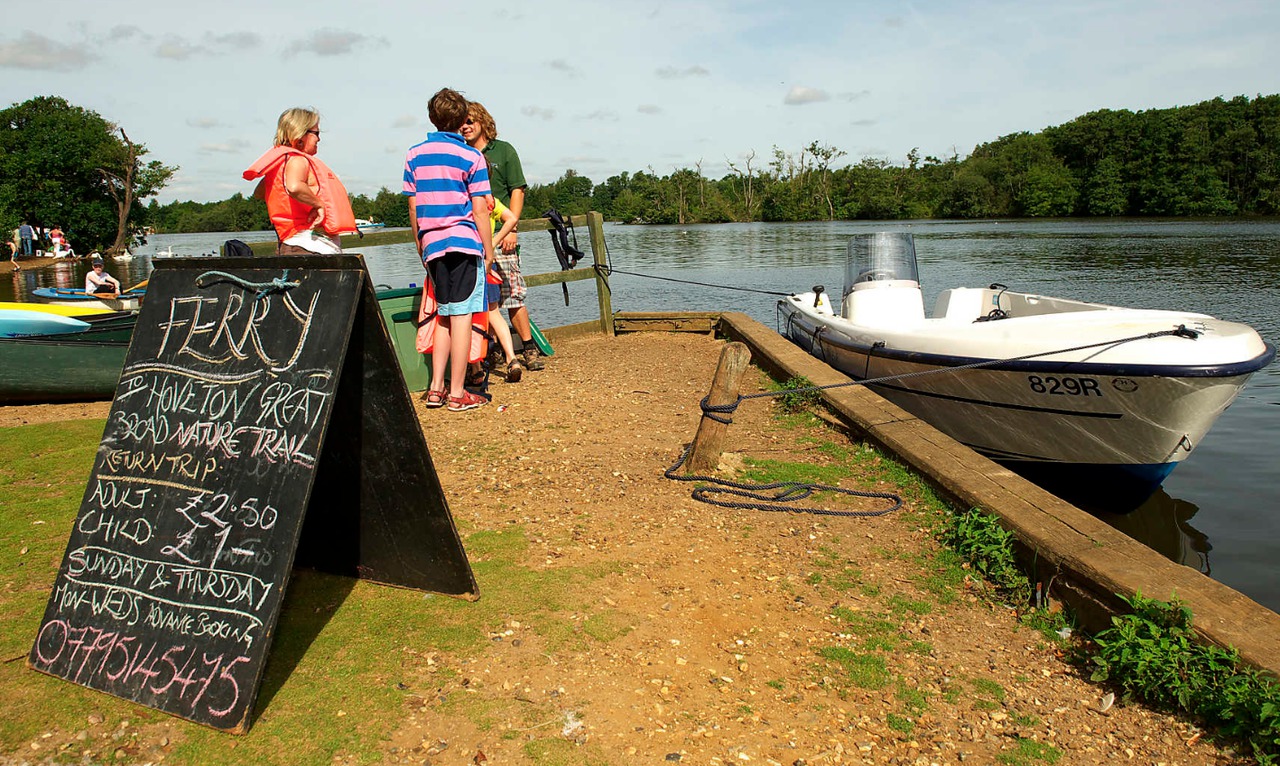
left=665, top=754, right=682, bottom=762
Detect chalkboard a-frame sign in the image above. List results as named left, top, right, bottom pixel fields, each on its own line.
left=29, top=255, right=476, bottom=733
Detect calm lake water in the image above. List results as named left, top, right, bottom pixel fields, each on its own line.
left=5, top=219, right=1278, bottom=611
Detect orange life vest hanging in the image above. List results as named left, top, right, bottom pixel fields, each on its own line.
left=415, top=282, right=490, bottom=364
left=242, top=146, right=358, bottom=241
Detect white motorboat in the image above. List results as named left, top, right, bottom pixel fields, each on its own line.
left=778, top=233, right=1275, bottom=502
left=355, top=218, right=385, bottom=232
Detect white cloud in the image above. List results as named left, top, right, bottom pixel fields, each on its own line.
left=156, top=40, right=209, bottom=60
left=0, top=31, right=93, bottom=72
left=521, top=106, right=555, bottom=120
left=206, top=32, right=261, bottom=50
left=655, top=65, right=710, bottom=79
left=637, top=104, right=662, bottom=115
left=547, top=58, right=578, bottom=76
left=107, top=25, right=146, bottom=42
left=581, top=110, right=619, bottom=122
left=784, top=86, right=830, bottom=105
left=286, top=29, right=372, bottom=57
left=200, top=139, right=252, bottom=154
left=391, top=114, right=419, bottom=129
left=187, top=117, right=221, bottom=129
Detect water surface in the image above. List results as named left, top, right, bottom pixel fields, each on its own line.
left=6, top=219, right=1277, bottom=610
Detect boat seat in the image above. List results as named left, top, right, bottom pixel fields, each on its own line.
left=933, top=288, right=988, bottom=323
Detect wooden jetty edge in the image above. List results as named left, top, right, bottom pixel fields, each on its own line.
left=709, top=310, right=1280, bottom=680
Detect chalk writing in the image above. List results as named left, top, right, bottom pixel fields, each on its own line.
left=33, top=266, right=363, bottom=729
left=33, top=618, right=251, bottom=719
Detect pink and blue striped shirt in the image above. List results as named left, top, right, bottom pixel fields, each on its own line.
left=402, top=132, right=491, bottom=262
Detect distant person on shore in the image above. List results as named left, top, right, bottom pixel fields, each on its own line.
left=460, top=102, right=545, bottom=372
left=404, top=88, right=495, bottom=413
left=85, top=257, right=120, bottom=296
left=6, top=239, right=19, bottom=271
left=48, top=226, right=71, bottom=257
left=244, top=108, right=357, bottom=254
left=18, top=222, right=34, bottom=256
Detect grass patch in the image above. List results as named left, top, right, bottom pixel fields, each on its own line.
left=997, top=737, right=1062, bottom=765
left=969, top=676, right=1006, bottom=711
left=0, top=420, right=612, bottom=766
left=885, top=712, right=914, bottom=733
left=818, top=647, right=889, bottom=690
left=523, top=736, right=611, bottom=765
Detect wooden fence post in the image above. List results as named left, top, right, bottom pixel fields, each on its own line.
left=587, top=211, right=614, bottom=336
left=685, top=342, right=752, bottom=475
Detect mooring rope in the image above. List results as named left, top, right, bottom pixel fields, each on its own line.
left=668, top=323, right=1199, bottom=516
left=703, top=324, right=1203, bottom=425
left=664, top=443, right=902, bottom=517
left=600, top=265, right=791, bottom=296
left=195, top=270, right=299, bottom=299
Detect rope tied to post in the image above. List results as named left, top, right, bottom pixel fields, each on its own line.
left=195, top=269, right=300, bottom=300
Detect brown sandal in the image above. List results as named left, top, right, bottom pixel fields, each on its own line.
left=422, top=389, right=446, bottom=408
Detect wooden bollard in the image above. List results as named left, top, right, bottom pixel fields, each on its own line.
left=685, top=341, right=752, bottom=475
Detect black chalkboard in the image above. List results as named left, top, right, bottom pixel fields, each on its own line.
left=29, top=255, right=476, bottom=732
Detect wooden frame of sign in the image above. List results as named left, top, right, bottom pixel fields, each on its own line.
left=29, top=255, right=477, bottom=733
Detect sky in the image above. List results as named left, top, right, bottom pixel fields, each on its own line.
left=2, top=0, right=1279, bottom=205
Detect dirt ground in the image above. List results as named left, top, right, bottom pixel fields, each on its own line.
left=0, top=332, right=1243, bottom=765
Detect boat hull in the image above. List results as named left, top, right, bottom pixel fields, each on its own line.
left=0, top=310, right=90, bottom=338
left=31, top=288, right=143, bottom=312
left=779, top=294, right=1274, bottom=498
left=0, top=335, right=129, bottom=404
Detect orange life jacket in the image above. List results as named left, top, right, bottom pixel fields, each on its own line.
left=415, top=282, right=490, bottom=364
left=242, top=146, right=357, bottom=241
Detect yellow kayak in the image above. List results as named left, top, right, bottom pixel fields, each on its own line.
left=0, top=301, right=107, bottom=317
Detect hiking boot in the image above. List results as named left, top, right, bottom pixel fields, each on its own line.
left=506, top=358, right=525, bottom=383
left=522, top=346, right=545, bottom=371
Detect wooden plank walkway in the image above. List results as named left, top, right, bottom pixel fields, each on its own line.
left=717, top=310, right=1280, bottom=680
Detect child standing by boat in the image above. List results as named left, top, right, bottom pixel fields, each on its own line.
left=403, top=89, right=496, bottom=413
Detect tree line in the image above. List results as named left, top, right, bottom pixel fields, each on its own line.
left=1, top=96, right=176, bottom=252
left=80, top=92, right=1280, bottom=238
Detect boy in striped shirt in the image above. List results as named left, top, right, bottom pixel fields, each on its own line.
left=404, top=88, right=496, bottom=412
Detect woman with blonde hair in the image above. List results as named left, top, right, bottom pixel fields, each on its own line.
left=243, top=107, right=357, bottom=254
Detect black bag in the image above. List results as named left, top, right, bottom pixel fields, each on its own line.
left=222, top=239, right=255, bottom=257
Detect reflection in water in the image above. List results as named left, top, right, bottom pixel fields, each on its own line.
left=1090, top=489, right=1212, bottom=575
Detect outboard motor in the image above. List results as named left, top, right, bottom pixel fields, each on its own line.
left=841, top=233, right=925, bottom=326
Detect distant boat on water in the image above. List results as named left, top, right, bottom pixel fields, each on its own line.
left=355, top=218, right=385, bottom=232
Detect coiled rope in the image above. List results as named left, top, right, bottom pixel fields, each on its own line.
left=664, top=443, right=902, bottom=517
left=195, top=270, right=300, bottom=299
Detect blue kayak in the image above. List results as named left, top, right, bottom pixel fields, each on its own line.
left=31, top=287, right=145, bottom=311
left=0, top=309, right=91, bottom=338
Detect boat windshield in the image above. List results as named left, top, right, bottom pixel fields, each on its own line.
left=843, top=233, right=920, bottom=295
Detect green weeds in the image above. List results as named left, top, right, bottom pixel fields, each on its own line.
left=1091, top=594, right=1280, bottom=763
left=772, top=375, right=823, bottom=414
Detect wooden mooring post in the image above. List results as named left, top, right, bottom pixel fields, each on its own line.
left=684, top=342, right=752, bottom=475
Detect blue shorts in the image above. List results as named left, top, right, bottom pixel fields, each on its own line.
left=427, top=252, right=485, bottom=316
left=485, top=280, right=501, bottom=306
